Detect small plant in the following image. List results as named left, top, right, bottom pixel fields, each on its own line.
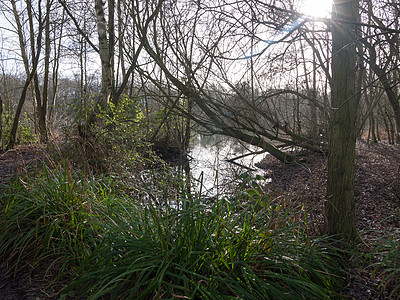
left=17, top=112, right=38, bottom=144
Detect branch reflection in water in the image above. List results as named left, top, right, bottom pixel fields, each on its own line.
left=186, top=134, right=269, bottom=198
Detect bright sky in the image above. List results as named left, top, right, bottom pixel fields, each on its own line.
left=300, top=0, right=333, bottom=18
left=0, top=0, right=334, bottom=81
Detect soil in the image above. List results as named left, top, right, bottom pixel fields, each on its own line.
left=256, top=140, right=400, bottom=232
left=0, top=141, right=399, bottom=299
left=0, top=145, right=47, bottom=188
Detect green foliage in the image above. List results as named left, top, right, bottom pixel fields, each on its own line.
left=17, top=112, right=37, bottom=144
left=64, top=95, right=162, bottom=174
left=64, top=94, right=192, bottom=175
left=1, top=110, right=37, bottom=148
left=95, top=96, right=151, bottom=170
left=97, top=95, right=146, bottom=144
left=0, top=168, right=346, bottom=299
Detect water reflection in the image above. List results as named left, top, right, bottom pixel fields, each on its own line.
left=187, top=134, right=267, bottom=197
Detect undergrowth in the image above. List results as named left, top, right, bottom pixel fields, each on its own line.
left=368, top=231, right=400, bottom=298
left=0, top=162, right=350, bottom=299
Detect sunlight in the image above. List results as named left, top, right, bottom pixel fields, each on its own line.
left=300, top=0, right=333, bottom=18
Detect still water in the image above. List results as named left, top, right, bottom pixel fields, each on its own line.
left=187, top=134, right=267, bottom=197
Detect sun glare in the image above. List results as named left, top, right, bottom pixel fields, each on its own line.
left=300, top=0, right=333, bottom=18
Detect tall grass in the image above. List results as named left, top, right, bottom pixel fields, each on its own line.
left=0, top=164, right=346, bottom=299
left=0, top=163, right=105, bottom=279
left=369, top=231, right=400, bottom=298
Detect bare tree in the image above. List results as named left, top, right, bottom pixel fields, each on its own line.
left=133, top=0, right=331, bottom=162
left=360, top=0, right=400, bottom=142
left=59, top=0, right=162, bottom=111
left=6, top=0, right=46, bottom=149
left=94, top=0, right=113, bottom=108
left=1, top=0, right=67, bottom=148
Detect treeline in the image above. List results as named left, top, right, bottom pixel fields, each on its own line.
left=0, top=1, right=398, bottom=150
left=0, top=0, right=399, bottom=237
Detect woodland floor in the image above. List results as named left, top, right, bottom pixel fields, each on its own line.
left=256, top=139, right=400, bottom=299
left=0, top=141, right=399, bottom=299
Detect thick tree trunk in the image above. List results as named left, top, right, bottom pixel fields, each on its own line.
left=325, top=0, right=359, bottom=240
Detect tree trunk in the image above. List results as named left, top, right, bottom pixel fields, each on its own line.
left=7, top=57, right=41, bottom=150
left=325, top=0, right=359, bottom=240
left=48, top=8, right=65, bottom=131
left=369, top=114, right=377, bottom=143
left=37, top=0, right=52, bottom=144
left=7, top=0, right=44, bottom=149
left=94, top=0, right=113, bottom=108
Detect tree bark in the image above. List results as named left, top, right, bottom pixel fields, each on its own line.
left=37, top=0, right=51, bottom=143
left=325, top=0, right=359, bottom=240
left=7, top=55, right=41, bottom=150
left=94, top=0, right=113, bottom=108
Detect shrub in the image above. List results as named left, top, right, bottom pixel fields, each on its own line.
left=62, top=96, right=160, bottom=175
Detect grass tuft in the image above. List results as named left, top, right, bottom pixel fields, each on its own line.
left=368, top=231, right=400, bottom=298
left=0, top=165, right=347, bottom=299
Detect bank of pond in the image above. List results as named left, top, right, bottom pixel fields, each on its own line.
left=0, top=158, right=399, bottom=299
left=0, top=135, right=399, bottom=299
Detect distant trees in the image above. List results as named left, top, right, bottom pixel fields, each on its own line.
left=7, top=0, right=45, bottom=149
left=1, top=0, right=397, bottom=152
left=0, top=0, right=67, bottom=148
left=361, top=0, right=400, bottom=143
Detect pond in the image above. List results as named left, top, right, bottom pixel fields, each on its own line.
left=187, top=134, right=268, bottom=197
